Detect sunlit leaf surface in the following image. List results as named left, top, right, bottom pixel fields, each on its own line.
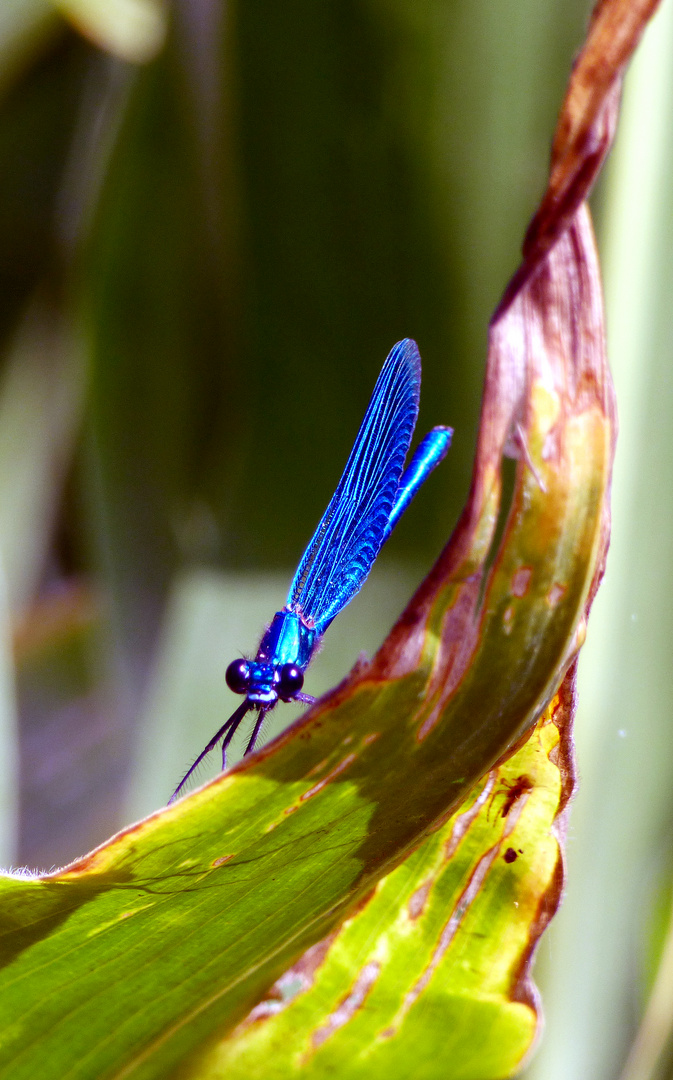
left=186, top=681, right=575, bottom=1080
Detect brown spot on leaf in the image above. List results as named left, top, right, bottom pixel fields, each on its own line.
left=300, top=753, right=357, bottom=802
left=444, top=773, right=496, bottom=860
left=504, top=848, right=518, bottom=863
left=287, top=931, right=340, bottom=990
left=311, top=962, right=380, bottom=1048
left=511, top=566, right=533, bottom=597
left=547, top=582, right=566, bottom=607
left=408, top=879, right=433, bottom=920
left=235, top=930, right=342, bottom=1033
left=386, top=845, right=501, bottom=1036
left=211, top=855, right=234, bottom=868
left=306, top=758, right=330, bottom=778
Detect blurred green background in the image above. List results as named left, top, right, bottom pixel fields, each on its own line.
left=1, top=1, right=672, bottom=1077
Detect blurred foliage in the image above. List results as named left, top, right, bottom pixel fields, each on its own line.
left=525, top=4, right=673, bottom=1079
left=0, top=0, right=590, bottom=862
left=0, top=0, right=671, bottom=1078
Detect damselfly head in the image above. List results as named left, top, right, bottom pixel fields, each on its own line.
left=227, top=654, right=305, bottom=704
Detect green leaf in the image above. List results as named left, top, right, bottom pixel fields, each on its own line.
left=0, top=0, right=60, bottom=103
left=184, top=685, right=574, bottom=1080
left=0, top=221, right=611, bottom=1079
left=0, top=682, right=573, bottom=1080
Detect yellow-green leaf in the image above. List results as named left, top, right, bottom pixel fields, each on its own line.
left=186, top=680, right=575, bottom=1080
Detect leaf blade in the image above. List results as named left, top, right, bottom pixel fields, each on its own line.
left=181, top=680, right=574, bottom=1080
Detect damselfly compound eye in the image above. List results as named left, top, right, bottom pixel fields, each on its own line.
left=277, top=664, right=304, bottom=699
left=226, top=659, right=250, bottom=694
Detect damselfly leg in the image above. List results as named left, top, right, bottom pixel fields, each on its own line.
left=169, top=699, right=251, bottom=803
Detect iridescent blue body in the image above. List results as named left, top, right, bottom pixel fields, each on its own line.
left=170, top=339, right=452, bottom=801
left=247, top=613, right=317, bottom=704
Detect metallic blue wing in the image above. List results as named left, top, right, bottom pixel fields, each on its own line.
left=287, top=339, right=421, bottom=634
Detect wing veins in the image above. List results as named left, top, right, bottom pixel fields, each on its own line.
left=287, top=340, right=421, bottom=632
